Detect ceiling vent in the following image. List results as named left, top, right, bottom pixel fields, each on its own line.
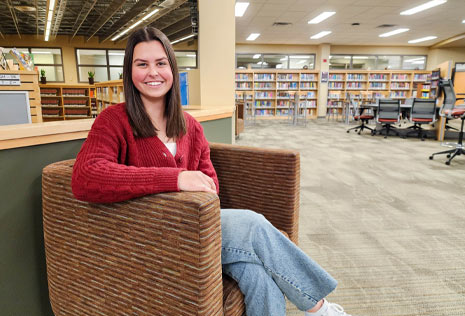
left=272, top=22, right=292, bottom=26
left=377, top=24, right=396, bottom=28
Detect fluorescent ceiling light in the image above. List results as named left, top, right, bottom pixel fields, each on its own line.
left=171, top=34, right=195, bottom=44
left=111, top=8, right=159, bottom=41
left=253, top=54, right=261, bottom=59
left=310, top=31, right=331, bottom=39
left=408, top=36, right=437, bottom=43
left=246, top=33, right=260, bottom=41
left=400, top=0, right=447, bottom=15
left=462, top=20, right=465, bottom=23
left=379, top=28, right=409, bottom=37
left=235, top=2, right=249, bottom=17
left=308, top=11, right=336, bottom=24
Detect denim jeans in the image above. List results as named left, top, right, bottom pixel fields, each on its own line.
left=221, top=209, right=338, bottom=316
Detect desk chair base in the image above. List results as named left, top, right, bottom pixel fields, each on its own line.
left=373, top=124, right=399, bottom=138
left=347, top=119, right=374, bottom=135
left=429, top=117, right=464, bottom=165
left=405, top=123, right=430, bottom=141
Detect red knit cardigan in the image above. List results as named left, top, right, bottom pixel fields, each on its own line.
left=71, top=103, right=219, bottom=204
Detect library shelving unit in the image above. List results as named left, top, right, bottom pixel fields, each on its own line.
left=326, top=70, right=432, bottom=118
left=235, top=70, right=319, bottom=119
left=429, top=69, right=440, bottom=98
left=0, top=70, right=42, bottom=123
left=94, top=79, right=124, bottom=114
left=39, top=84, right=94, bottom=121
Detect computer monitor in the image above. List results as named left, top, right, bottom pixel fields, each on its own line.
left=0, top=91, right=32, bottom=126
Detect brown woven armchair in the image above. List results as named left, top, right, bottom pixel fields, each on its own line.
left=42, top=143, right=300, bottom=316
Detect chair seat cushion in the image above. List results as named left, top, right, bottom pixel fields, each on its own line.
left=412, top=118, right=433, bottom=122
left=379, top=118, right=397, bottom=123
left=355, top=115, right=374, bottom=120
left=452, top=108, right=465, bottom=117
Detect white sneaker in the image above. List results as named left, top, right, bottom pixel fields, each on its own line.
left=305, top=299, right=352, bottom=316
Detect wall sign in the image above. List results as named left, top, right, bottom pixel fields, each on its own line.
left=0, top=74, right=20, bottom=85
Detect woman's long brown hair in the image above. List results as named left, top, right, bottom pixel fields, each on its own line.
left=123, top=27, right=186, bottom=139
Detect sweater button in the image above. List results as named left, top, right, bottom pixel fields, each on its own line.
left=179, top=155, right=183, bottom=162
left=163, top=152, right=167, bottom=157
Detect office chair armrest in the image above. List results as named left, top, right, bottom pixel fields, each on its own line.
left=210, top=143, right=300, bottom=244
left=42, top=160, right=223, bottom=316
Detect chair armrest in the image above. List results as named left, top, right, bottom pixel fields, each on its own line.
left=209, top=143, right=300, bottom=244
left=42, top=160, right=223, bottom=316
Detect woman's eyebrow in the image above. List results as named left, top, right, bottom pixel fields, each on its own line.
left=133, top=57, right=168, bottom=63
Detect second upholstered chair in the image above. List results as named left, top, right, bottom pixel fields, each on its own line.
left=42, top=143, right=300, bottom=316
left=374, top=98, right=401, bottom=138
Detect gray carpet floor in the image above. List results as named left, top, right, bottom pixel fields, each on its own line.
left=235, top=119, right=465, bottom=316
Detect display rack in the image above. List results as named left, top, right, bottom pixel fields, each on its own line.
left=39, top=84, right=94, bottom=121
left=1, top=70, right=42, bottom=123
left=235, top=70, right=319, bottom=119
left=94, top=80, right=124, bottom=114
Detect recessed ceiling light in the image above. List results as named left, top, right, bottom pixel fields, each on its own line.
left=246, top=33, right=260, bottom=41
left=308, top=12, right=336, bottom=24
left=408, top=36, right=438, bottom=43
left=400, top=0, right=447, bottom=15
left=310, top=31, right=332, bottom=39
left=379, top=28, right=409, bottom=37
left=235, top=2, right=249, bottom=17
left=462, top=19, right=465, bottom=23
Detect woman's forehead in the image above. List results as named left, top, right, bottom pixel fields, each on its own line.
left=133, top=40, right=167, bottom=59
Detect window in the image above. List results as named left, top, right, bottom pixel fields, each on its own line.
left=329, top=54, right=427, bottom=70
left=174, top=51, right=197, bottom=69
left=236, top=53, right=315, bottom=69
left=77, top=49, right=198, bottom=82
left=289, top=55, right=315, bottom=70
left=3, top=47, right=64, bottom=82
left=402, top=56, right=427, bottom=70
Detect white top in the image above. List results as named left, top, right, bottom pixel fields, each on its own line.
left=164, top=142, right=177, bottom=156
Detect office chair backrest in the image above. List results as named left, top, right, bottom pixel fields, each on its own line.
left=439, top=79, right=456, bottom=117
left=378, top=99, right=400, bottom=121
left=411, top=98, right=436, bottom=120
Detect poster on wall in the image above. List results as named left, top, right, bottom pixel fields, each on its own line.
left=321, top=71, right=328, bottom=83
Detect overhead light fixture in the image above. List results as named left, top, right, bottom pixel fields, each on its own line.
left=310, top=31, right=332, bottom=39
left=44, top=0, right=56, bottom=41
left=111, top=8, right=160, bottom=41
left=408, top=36, right=437, bottom=43
left=400, top=0, right=447, bottom=15
left=171, top=34, right=195, bottom=45
left=253, top=54, right=261, bottom=59
left=246, top=33, right=260, bottom=41
left=308, top=11, right=336, bottom=24
left=235, top=2, right=249, bottom=17
left=379, top=28, right=409, bottom=37
left=462, top=20, right=465, bottom=23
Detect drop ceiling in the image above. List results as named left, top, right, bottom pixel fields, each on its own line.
left=236, top=0, right=465, bottom=48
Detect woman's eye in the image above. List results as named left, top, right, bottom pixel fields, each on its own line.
left=157, top=62, right=167, bottom=66
left=137, top=63, right=147, bottom=67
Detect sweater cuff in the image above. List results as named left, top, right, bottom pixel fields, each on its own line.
left=151, top=167, right=186, bottom=193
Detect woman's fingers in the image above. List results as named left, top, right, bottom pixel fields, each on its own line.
left=178, top=171, right=216, bottom=194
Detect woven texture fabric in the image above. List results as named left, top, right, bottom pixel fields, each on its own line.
left=42, top=144, right=300, bottom=316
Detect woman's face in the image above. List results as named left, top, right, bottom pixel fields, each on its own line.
left=131, top=40, right=173, bottom=105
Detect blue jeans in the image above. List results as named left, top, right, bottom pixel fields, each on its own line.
left=221, top=209, right=337, bottom=316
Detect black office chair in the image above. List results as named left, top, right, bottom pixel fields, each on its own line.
left=346, top=94, right=374, bottom=135
left=373, top=99, right=400, bottom=138
left=429, top=79, right=465, bottom=165
left=405, top=98, right=437, bottom=141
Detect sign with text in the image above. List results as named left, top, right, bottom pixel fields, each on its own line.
left=0, top=74, right=20, bottom=85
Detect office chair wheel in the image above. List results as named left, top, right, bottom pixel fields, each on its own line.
left=347, top=130, right=350, bottom=133
left=446, top=161, right=451, bottom=165
left=429, top=156, right=433, bottom=160
left=447, top=154, right=451, bottom=158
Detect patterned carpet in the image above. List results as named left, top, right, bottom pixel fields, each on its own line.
left=235, top=119, right=465, bottom=316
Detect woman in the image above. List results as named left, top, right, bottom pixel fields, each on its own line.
left=72, top=27, right=351, bottom=316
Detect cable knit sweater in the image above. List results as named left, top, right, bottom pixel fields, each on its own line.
left=72, top=102, right=219, bottom=203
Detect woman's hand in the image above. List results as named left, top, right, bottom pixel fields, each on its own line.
left=178, top=171, right=217, bottom=194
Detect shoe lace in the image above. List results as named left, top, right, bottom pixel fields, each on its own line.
left=328, top=302, right=352, bottom=316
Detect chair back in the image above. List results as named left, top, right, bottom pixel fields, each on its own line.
left=439, top=79, right=456, bottom=118
left=411, top=98, right=436, bottom=122
left=377, top=99, right=400, bottom=122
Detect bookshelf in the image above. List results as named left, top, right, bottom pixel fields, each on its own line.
left=94, top=80, right=124, bottom=114
left=39, top=84, right=94, bottom=121
left=327, top=70, right=432, bottom=117
left=235, top=70, right=319, bottom=118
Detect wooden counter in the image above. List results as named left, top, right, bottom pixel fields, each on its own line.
left=0, top=105, right=234, bottom=150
